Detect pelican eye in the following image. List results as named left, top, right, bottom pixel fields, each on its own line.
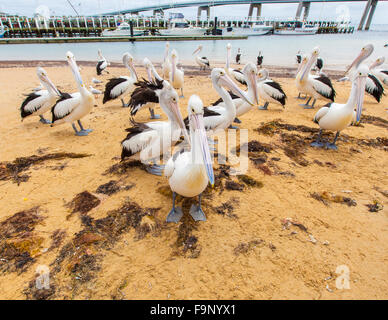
left=191, top=108, right=195, bottom=113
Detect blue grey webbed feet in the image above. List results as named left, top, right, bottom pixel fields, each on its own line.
left=304, top=99, right=317, bottom=109
left=310, top=141, right=325, bottom=148
left=325, top=143, right=338, bottom=150
left=121, top=98, right=129, bottom=108
left=149, top=108, right=161, bottom=119
left=234, top=117, right=242, bottom=123
left=77, top=120, right=92, bottom=133
left=166, top=192, right=184, bottom=223
left=39, top=115, right=51, bottom=124
left=145, top=163, right=165, bottom=176
left=258, top=102, right=269, bottom=110
left=189, top=194, right=206, bottom=222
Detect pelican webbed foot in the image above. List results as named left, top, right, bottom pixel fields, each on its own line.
left=189, top=194, right=206, bottom=222
left=77, top=120, right=93, bottom=133
left=234, top=117, right=242, bottom=123
left=296, top=93, right=306, bottom=100
left=166, top=192, right=184, bottom=223
left=121, top=98, right=129, bottom=108
left=310, top=141, right=325, bottom=148
left=228, top=125, right=239, bottom=130
left=149, top=108, right=161, bottom=119
left=258, top=102, right=269, bottom=110
left=39, top=115, right=51, bottom=124
left=325, top=132, right=340, bottom=150
left=299, top=97, right=312, bottom=108
left=145, top=164, right=165, bottom=176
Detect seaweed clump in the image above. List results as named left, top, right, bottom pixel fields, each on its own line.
left=66, top=191, right=101, bottom=217
left=311, top=192, right=357, bottom=207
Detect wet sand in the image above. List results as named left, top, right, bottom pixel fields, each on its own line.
left=0, top=62, right=387, bottom=300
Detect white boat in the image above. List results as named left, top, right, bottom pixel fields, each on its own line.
left=158, top=18, right=207, bottom=36
left=275, top=21, right=318, bottom=35
left=225, top=23, right=273, bottom=36
left=102, top=22, right=144, bottom=37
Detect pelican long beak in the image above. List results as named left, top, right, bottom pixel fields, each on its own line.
left=296, top=60, right=305, bottom=76
left=369, top=59, right=382, bottom=70
left=43, top=75, right=61, bottom=96
left=219, top=73, right=253, bottom=106
left=300, top=55, right=315, bottom=82
left=345, top=50, right=366, bottom=75
left=171, top=99, right=190, bottom=146
left=67, top=55, right=84, bottom=87
left=129, top=61, right=138, bottom=81
left=355, top=76, right=366, bottom=124
left=146, top=67, right=153, bottom=82
left=249, top=72, right=259, bottom=105
left=193, top=47, right=200, bottom=55
left=191, top=113, right=214, bottom=187
left=171, top=56, right=176, bottom=82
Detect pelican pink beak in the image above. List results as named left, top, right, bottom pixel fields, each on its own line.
left=219, top=72, right=253, bottom=106
left=355, top=75, right=367, bottom=124
left=192, top=46, right=201, bottom=55
left=67, top=51, right=84, bottom=87
left=344, top=45, right=373, bottom=75
left=190, top=112, right=215, bottom=187
left=170, top=96, right=190, bottom=146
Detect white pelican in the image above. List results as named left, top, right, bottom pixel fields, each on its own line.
left=121, top=81, right=189, bottom=175
left=20, top=67, right=61, bottom=124
left=51, top=51, right=95, bottom=136
left=369, top=56, right=388, bottom=87
left=192, top=44, right=210, bottom=70
left=103, top=53, right=138, bottom=108
left=295, top=53, right=307, bottom=99
left=185, top=68, right=252, bottom=132
left=342, top=44, right=384, bottom=103
left=256, top=68, right=287, bottom=110
left=164, top=95, right=215, bottom=223
left=311, top=65, right=368, bottom=150
left=210, top=63, right=259, bottom=125
left=226, top=43, right=246, bottom=85
left=162, top=42, right=171, bottom=80
left=257, top=51, right=263, bottom=67
left=296, top=47, right=336, bottom=109
left=96, top=49, right=109, bottom=75
left=169, top=49, right=184, bottom=98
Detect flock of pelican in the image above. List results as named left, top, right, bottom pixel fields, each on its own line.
left=19, top=42, right=386, bottom=222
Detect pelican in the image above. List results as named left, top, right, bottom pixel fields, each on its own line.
left=296, top=51, right=302, bottom=65
left=369, top=56, right=388, bottom=86
left=89, top=85, right=102, bottom=95
left=121, top=81, right=189, bottom=175
left=314, top=57, right=324, bottom=74
left=311, top=65, right=368, bottom=150
left=20, top=67, right=61, bottom=124
left=51, top=51, right=95, bottom=136
left=169, top=49, right=184, bottom=98
left=96, top=49, right=109, bottom=75
left=192, top=44, right=210, bottom=70
left=186, top=68, right=252, bottom=132
left=162, top=42, right=171, bottom=80
left=296, top=47, right=336, bottom=109
left=164, top=95, right=215, bottom=223
left=257, top=51, right=263, bottom=67
left=256, top=69, right=287, bottom=110
left=343, top=44, right=384, bottom=103
left=295, top=52, right=307, bottom=99
left=103, top=53, right=138, bottom=108
left=128, top=58, right=163, bottom=119
left=91, top=77, right=102, bottom=84
left=226, top=43, right=246, bottom=85
left=210, top=63, right=259, bottom=124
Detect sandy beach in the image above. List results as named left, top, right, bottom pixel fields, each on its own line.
left=0, top=62, right=387, bottom=300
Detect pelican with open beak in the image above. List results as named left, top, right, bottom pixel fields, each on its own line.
left=164, top=95, right=215, bottom=223
left=311, top=65, right=368, bottom=150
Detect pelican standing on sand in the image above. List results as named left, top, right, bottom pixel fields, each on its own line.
left=210, top=63, right=259, bottom=124
left=189, top=68, right=252, bottom=132
left=121, top=81, right=189, bottom=175
left=169, top=49, right=184, bottom=98
left=51, top=51, right=95, bottom=136
left=369, top=56, right=388, bottom=86
left=226, top=43, right=246, bottom=85
left=256, top=69, right=287, bottom=110
left=20, top=67, right=61, bottom=124
left=128, top=57, right=163, bottom=119
left=192, top=44, right=210, bottom=70
left=162, top=42, right=171, bottom=80
left=103, top=53, right=138, bottom=108
left=342, top=44, right=384, bottom=103
left=296, top=47, right=336, bottom=109
left=311, top=65, right=368, bottom=150
left=164, top=95, right=215, bottom=223
left=96, top=49, right=109, bottom=75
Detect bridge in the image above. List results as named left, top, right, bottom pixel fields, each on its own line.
left=100, top=0, right=383, bottom=30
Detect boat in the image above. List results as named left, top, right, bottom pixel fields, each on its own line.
left=158, top=18, right=207, bottom=36
left=225, top=22, right=273, bottom=36
left=0, top=26, right=8, bottom=38
left=274, top=21, right=318, bottom=35
left=101, top=22, right=144, bottom=37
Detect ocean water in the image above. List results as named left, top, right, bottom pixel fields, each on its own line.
left=0, top=26, right=387, bottom=70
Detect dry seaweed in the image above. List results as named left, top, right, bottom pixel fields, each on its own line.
left=66, top=191, right=101, bottom=216
left=24, top=278, right=56, bottom=300
left=0, top=152, right=91, bottom=184
left=212, top=198, right=239, bottom=219
left=311, top=192, right=357, bottom=207
left=225, top=180, right=244, bottom=191
left=233, top=239, right=264, bottom=256
left=282, top=218, right=308, bottom=232
left=96, top=180, right=134, bottom=196
left=49, top=229, right=66, bottom=251
left=237, top=175, right=263, bottom=188
left=103, top=160, right=146, bottom=176
left=174, top=209, right=201, bottom=258
left=366, top=201, right=384, bottom=212
left=280, top=133, right=309, bottom=166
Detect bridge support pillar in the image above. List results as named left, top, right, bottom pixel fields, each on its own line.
left=358, top=0, right=378, bottom=30
left=295, top=1, right=311, bottom=21
left=248, top=3, right=262, bottom=21
left=153, top=9, right=164, bottom=17
left=197, top=6, right=210, bottom=20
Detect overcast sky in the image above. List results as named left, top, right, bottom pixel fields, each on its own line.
left=1, top=0, right=387, bottom=26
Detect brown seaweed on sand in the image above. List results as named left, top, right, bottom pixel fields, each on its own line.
left=311, top=192, right=357, bottom=207
left=66, top=191, right=101, bottom=217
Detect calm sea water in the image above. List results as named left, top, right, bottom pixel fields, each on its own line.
left=1, top=25, right=387, bottom=70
